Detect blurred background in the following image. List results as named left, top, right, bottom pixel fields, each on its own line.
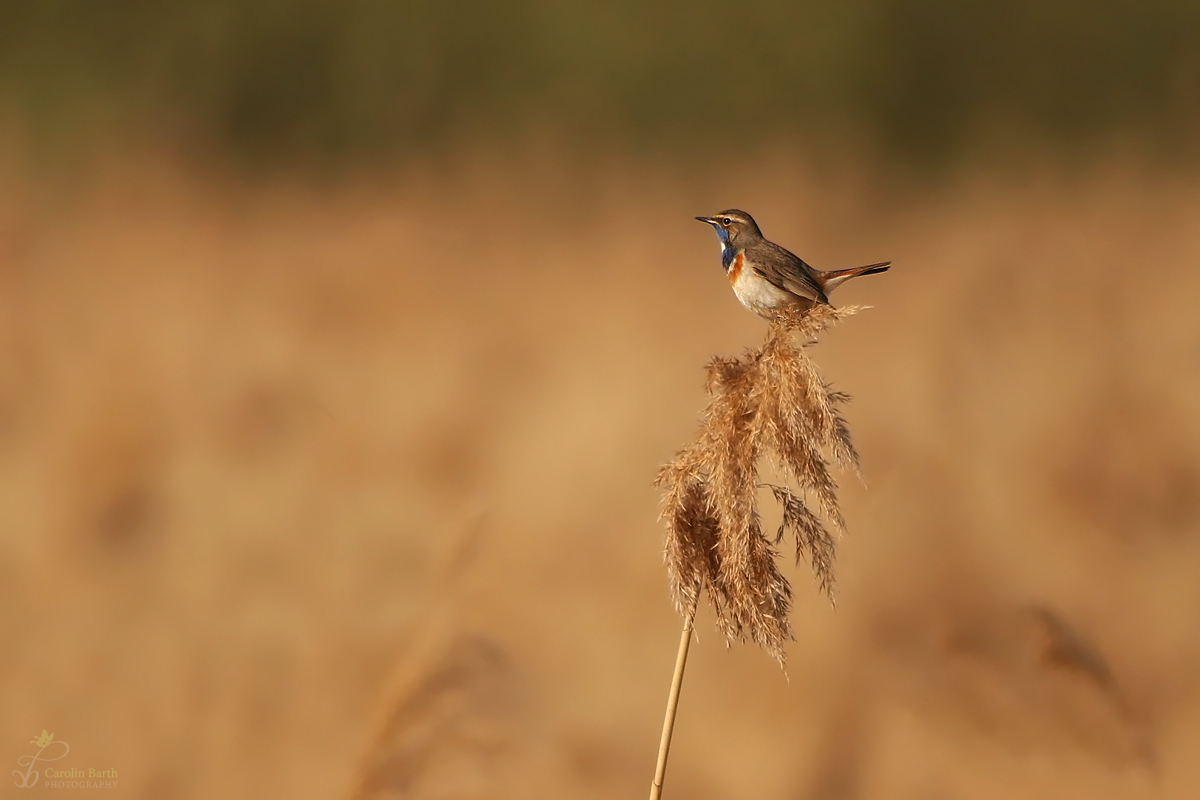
left=2, top=2, right=1199, bottom=798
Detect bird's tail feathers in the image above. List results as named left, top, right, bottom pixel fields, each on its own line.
left=817, top=261, right=891, bottom=293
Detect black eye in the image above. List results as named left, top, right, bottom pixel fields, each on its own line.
left=721, top=217, right=732, bottom=226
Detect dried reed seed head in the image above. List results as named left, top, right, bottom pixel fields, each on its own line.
left=659, top=304, right=862, bottom=665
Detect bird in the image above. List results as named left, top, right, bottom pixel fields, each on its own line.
left=696, top=209, right=890, bottom=319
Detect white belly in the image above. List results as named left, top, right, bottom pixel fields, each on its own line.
left=732, top=268, right=794, bottom=317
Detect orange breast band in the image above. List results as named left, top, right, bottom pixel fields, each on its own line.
left=727, top=252, right=744, bottom=285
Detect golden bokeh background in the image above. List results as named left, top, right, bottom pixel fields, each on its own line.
left=3, top=3, right=1200, bottom=798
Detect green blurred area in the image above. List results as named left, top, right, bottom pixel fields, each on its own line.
left=1, top=0, right=1197, bottom=162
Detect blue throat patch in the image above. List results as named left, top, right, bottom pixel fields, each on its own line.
left=721, top=246, right=736, bottom=270
left=715, top=227, right=736, bottom=270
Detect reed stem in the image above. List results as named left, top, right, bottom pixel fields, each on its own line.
left=648, top=598, right=698, bottom=800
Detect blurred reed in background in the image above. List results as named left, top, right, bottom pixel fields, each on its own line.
left=1, top=0, right=1198, bottom=164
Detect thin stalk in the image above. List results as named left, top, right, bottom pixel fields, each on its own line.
left=648, top=598, right=698, bottom=800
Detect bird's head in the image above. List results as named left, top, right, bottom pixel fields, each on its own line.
left=695, top=209, right=762, bottom=250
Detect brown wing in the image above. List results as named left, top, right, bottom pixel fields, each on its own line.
left=749, top=241, right=829, bottom=304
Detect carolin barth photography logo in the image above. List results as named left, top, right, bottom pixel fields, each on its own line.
left=13, top=731, right=118, bottom=790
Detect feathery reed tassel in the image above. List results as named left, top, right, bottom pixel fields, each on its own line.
left=647, top=304, right=864, bottom=797
left=658, top=303, right=859, bottom=663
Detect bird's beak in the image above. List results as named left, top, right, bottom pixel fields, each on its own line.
left=695, top=216, right=716, bottom=225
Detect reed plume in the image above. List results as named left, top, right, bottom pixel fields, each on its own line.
left=656, top=303, right=862, bottom=666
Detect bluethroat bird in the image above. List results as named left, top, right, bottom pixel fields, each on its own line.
left=696, top=209, right=890, bottom=319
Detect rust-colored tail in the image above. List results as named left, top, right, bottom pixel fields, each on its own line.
left=814, top=261, right=891, bottom=295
